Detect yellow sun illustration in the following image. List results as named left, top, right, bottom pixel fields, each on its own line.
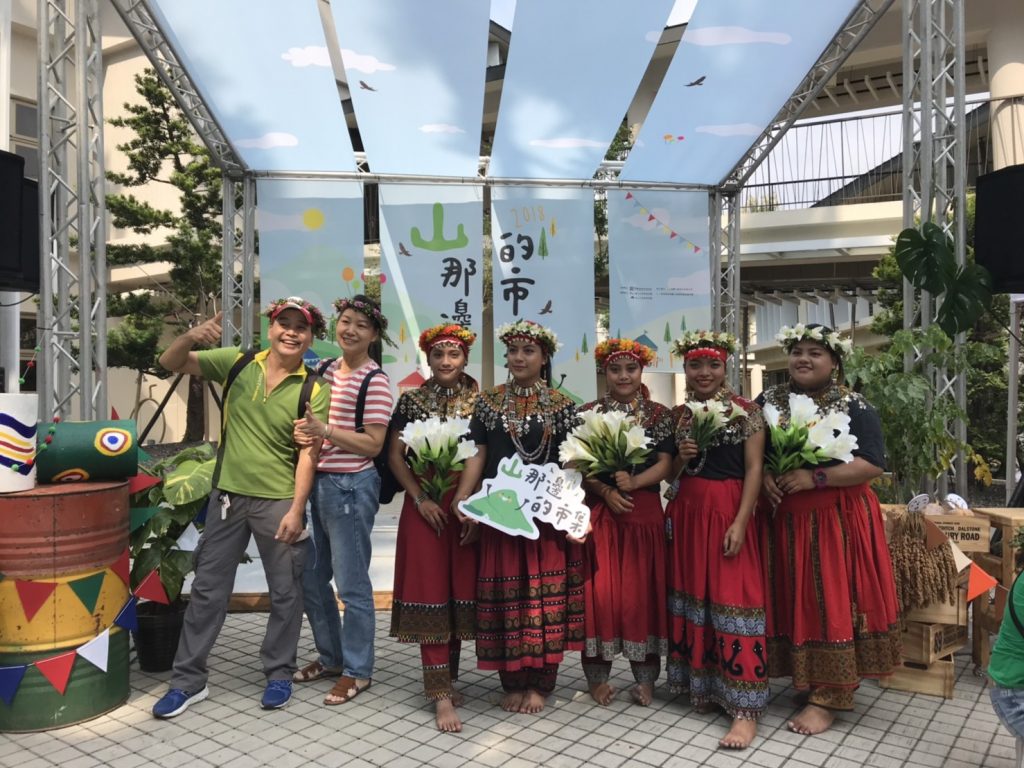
left=303, top=208, right=325, bottom=230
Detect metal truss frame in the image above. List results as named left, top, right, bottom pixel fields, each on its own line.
left=221, top=174, right=256, bottom=348
left=901, top=0, right=967, bottom=497
left=721, top=0, right=896, bottom=190
left=36, top=0, right=106, bottom=420
left=709, top=190, right=742, bottom=392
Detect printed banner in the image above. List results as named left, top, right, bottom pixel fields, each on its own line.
left=256, top=179, right=364, bottom=362
left=608, top=190, right=711, bottom=372
left=491, top=188, right=596, bottom=402
left=379, top=185, right=483, bottom=398
left=458, top=456, right=589, bottom=539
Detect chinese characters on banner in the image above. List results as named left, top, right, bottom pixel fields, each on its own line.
left=458, top=456, right=589, bottom=539
left=379, top=185, right=483, bottom=397
left=607, top=190, right=711, bottom=372
left=255, top=180, right=365, bottom=362
left=491, top=188, right=596, bottom=402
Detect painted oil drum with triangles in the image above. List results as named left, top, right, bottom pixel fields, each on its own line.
left=0, top=481, right=130, bottom=731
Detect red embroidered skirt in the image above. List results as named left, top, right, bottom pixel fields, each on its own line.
left=762, top=483, right=902, bottom=696
left=666, top=476, right=768, bottom=718
left=582, top=489, right=667, bottom=661
left=390, top=489, right=477, bottom=644
left=476, top=522, right=585, bottom=671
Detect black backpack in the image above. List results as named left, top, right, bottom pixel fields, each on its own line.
left=352, top=367, right=401, bottom=505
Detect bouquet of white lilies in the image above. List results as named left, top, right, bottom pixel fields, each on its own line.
left=762, top=393, right=858, bottom=475
left=558, top=409, right=652, bottom=477
left=398, top=417, right=479, bottom=502
left=683, top=398, right=748, bottom=451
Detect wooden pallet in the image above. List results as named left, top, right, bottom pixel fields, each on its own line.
left=880, top=655, right=956, bottom=698
left=900, top=621, right=968, bottom=666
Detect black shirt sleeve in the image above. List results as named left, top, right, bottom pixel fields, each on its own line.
left=849, top=397, right=886, bottom=470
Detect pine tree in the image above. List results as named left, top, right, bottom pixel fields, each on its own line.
left=663, top=321, right=671, bottom=343
left=538, top=227, right=549, bottom=258
left=581, top=333, right=588, bottom=354
left=105, top=69, right=224, bottom=441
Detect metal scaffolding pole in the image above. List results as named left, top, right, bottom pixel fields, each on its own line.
left=37, top=0, right=106, bottom=420
left=901, top=0, right=967, bottom=496
left=709, top=190, right=742, bottom=392
left=220, top=174, right=255, bottom=348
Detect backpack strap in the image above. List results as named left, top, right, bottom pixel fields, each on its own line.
left=1008, top=568, right=1024, bottom=638
left=212, top=348, right=258, bottom=488
left=297, top=364, right=320, bottom=420
left=354, top=368, right=386, bottom=433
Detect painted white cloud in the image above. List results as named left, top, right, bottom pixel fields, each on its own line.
left=624, top=207, right=673, bottom=231
left=341, top=49, right=397, bottom=74
left=696, top=123, right=762, bottom=137
left=256, top=210, right=305, bottom=232
left=235, top=132, right=299, bottom=149
left=684, top=26, right=791, bottom=47
left=281, top=46, right=330, bottom=67
left=645, top=30, right=662, bottom=43
left=529, top=137, right=606, bottom=149
left=419, top=123, right=465, bottom=134
left=667, top=269, right=710, bottom=291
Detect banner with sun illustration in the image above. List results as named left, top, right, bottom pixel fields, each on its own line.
left=378, top=185, right=483, bottom=398
left=607, top=190, right=711, bottom=372
left=491, top=188, right=596, bottom=403
left=256, top=180, right=365, bottom=362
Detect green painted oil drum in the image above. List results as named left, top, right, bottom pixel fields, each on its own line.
left=0, top=482, right=130, bottom=731
left=34, top=420, right=138, bottom=484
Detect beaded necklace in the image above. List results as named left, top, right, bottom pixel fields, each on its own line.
left=501, top=380, right=553, bottom=463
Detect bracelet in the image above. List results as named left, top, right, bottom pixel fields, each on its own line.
left=414, top=491, right=429, bottom=508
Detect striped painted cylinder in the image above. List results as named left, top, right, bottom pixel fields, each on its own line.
left=0, top=393, right=38, bottom=494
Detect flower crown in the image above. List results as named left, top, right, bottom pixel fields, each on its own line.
left=264, top=297, right=328, bottom=339
left=775, top=323, right=853, bottom=357
left=672, top=330, right=737, bottom=357
left=419, top=324, right=477, bottom=354
left=496, top=319, right=561, bottom=356
left=334, top=297, right=397, bottom=348
left=594, top=338, right=656, bottom=370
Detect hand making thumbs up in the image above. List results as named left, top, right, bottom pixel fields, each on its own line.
left=294, top=402, right=330, bottom=448
left=187, top=311, right=224, bottom=347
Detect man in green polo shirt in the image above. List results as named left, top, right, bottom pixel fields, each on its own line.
left=152, top=298, right=331, bottom=718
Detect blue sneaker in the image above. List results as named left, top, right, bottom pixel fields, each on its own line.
left=261, top=679, right=292, bottom=709
left=152, top=687, right=208, bottom=718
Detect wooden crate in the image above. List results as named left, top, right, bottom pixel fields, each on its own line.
left=928, top=514, right=990, bottom=553
left=903, top=585, right=968, bottom=626
left=880, top=655, right=956, bottom=698
left=901, top=621, right=968, bottom=665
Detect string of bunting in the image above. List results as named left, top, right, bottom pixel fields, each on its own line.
left=623, top=192, right=701, bottom=253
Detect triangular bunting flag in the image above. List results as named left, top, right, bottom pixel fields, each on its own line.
left=175, top=523, right=201, bottom=552
left=647, top=214, right=656, bottom=222
left=111, top=548, right=130, bottom=586
left=0, top=665, right=27, bottom=706
left=77, top=629, right=110, bottom=672
left=639, top=207, right=648, bottom=215
left=135, top=570, right=169, bottom=604
left=967, top=561, right=998, bottom=602
left=669, top=231, right=678, bottom=239
left=111, top=406, right=120, bottom=420
left=923, top=517, right=948, bottom=550
left=194, top=499, right=209, bottom=526
left=35, top=652, right=77, bottom=695
left=130, top=506, right=160, bottom=533
left=128, top=474, right=162, bottom=495
left=949, top=541, right=973, bottom=573
left=114, top=597, right=138, bottom=632
left=68, top=572, right=106, bottom=614
left=694, top=246, right=701, bottom=253
left=15, top=580, right=57, bottom=622
left=624, top=192, right=633, bottom=200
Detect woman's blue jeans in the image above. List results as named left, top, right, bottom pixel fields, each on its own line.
left=303, top=468, right=380, bottom=679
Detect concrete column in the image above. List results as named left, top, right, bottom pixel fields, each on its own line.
left=988, top=5, right=1024, bottom=170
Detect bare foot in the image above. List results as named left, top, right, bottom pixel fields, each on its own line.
left=720, top=718, right=757, bottom=749
left=787, top=704, right=835, bottom=735
left=518, top=689, right=546, bottom=714
left=630, top=682, right=653, bottom=707
left=435, top=698, right=462, bottom=733
left=500, top=691, right=524, bottom=712
left=588, top=681, right=616, bottom=706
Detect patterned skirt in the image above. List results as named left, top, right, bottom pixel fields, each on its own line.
left=667, top=476, right=769, bottom=718
left=476, top=522, right=585, bottom=671
left=583, top=489, right=668, bottom=661
left=390, top=489, right=477, bottom=644
left=762, top=483, right=902, bottom=708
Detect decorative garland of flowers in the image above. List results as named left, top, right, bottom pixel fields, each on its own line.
left=263, top=297, right=328, bottom=339
left=418, top=323, right=477, bottom=354
left=496, top=319, right=561, bottom=356
left=594, top=338, right=656, bottom=370
left=333, top=297, right=397, bottom=348
left=775, top=323, right=853, bottom=357
left=672, top=330, right=737, bottom=357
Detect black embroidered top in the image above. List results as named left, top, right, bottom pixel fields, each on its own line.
left=756, top=382, right=886, bottom=471
left=390, top=376, right=479, bottom=432
left=673, top=389, right=764, bottom=481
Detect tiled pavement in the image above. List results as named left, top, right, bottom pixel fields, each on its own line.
left=2, top=612, right=1015, bottom=768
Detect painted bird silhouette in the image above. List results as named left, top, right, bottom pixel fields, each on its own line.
left=686, top=76, right=706, bottom=87
left=359, top=80, right=377, bottom=91
left=539, top=300, right=553, bottom=315
left=398, top=242, right=412, bottom=257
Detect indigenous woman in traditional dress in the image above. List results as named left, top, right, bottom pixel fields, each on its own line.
left=577, top=339, right=673, bottom=708
left=388, top=324, right=480, bottom=733
left=759, top=323, right=901, bottom=735
left=450, top=320, right=581, bottom=715
left=665, top=331, right=767, bottom=750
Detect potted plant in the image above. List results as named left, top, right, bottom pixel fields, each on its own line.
left=129, top=443, right=216, bottom=672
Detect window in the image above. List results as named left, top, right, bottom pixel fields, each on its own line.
left=10, top=98, right=39, bottom=180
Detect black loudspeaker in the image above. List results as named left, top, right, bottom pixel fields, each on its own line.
left=975, top=164, right=1024, bottom=293
left=0, top=149, right=39, bottom=292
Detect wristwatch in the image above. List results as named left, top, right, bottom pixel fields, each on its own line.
left=813, top=469, right=828, bottom=489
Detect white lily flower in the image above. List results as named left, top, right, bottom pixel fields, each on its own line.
left=762, top=402, right=781, bottom=428
left=453, top=439, right=478, bottom=463
left=821, top=432, right=858, bottom=462
left=787, top=393, right=818, bottom=427
left=624, top=425, right=651, bottom=452
left=559, top=434, right=598, bottom=465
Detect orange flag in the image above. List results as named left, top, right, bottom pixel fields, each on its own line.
left=967, top=562, right=998, bottom=602
left=35, top=652, right=77, bottom=695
